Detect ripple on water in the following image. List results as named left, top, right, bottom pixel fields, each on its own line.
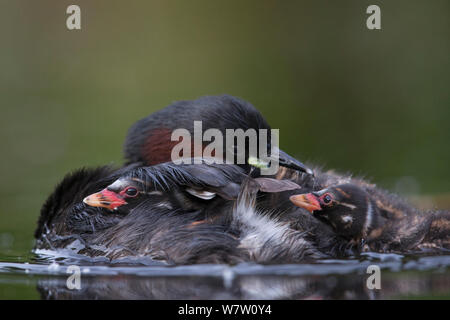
left=0, top=250, right=449, bottom=278
left=0, top=249, right=449, bottom=299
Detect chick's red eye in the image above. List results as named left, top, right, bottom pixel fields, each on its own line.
left=321, top=193, right=333, bottom=205
left=124, top=187, right=138, bottom=197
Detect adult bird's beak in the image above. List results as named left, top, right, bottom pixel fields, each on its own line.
left=290, top=193, right=322, bottom=212
left=276, top=150, right=314, bottom=175
left=83, top=188, right=127, bottom=210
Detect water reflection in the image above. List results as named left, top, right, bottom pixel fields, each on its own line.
left=0, top=252, right=448, bottom=299
left=35, top=272, right=450, bottom=300
left=36, top=274, right=369, bottom=300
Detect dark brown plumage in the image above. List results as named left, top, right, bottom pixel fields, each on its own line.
left=123, top=94, right=313, bottom=175
left=290, top=183, right=450, bottom=252
left=35, top=94, right=449, bottom=264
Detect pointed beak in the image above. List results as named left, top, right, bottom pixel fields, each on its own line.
left=83, top=188, right=127, bottom=210
left=277, top=150, right=314, bottom=175
left=290, top=193, right=322, bottom=212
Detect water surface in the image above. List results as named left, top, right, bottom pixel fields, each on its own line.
left=1, top=249, right=449, bottom=299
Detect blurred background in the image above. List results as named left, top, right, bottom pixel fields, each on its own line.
left=0, top=0, right=449, bottom=263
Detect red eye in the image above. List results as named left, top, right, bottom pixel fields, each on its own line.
left=321, top=193, right=333, bottom=205
left=123, top=187, right=138, bottom=197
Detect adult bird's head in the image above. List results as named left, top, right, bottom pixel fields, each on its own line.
left=289, top=184, right=377, bottom=239
left=123, top=95, right=313, bottom=176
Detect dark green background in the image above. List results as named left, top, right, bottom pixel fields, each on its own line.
left=0, top=1, right=449, bottom=260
